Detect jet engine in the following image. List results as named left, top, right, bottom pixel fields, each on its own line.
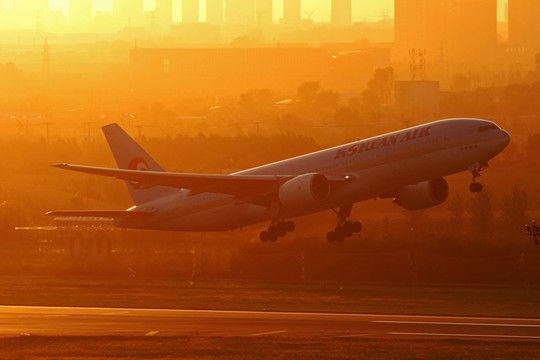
left=394, top=178, right=449, bottom=211
left=278, top=173, right=329, bottom=210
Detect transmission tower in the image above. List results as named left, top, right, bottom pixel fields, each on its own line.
left=409, top=48, right=426, bottom=81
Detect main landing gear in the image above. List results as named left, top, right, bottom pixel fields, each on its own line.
left=326, top=204, right=362, bottom=243
left=469, top=161, right=488, bottom=193
left=259, top=220, right=295, bottom=242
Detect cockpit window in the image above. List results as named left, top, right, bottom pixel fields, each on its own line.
left=478, top=124, right=499, bottom=132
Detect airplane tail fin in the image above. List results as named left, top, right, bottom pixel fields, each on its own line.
left=102, top=123, right=177, bottom=205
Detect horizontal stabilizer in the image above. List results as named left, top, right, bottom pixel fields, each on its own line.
left=44, top=210, right=152, bottom=219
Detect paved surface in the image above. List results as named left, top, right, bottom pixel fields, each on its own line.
left=1, top=305, right=540, bottom=339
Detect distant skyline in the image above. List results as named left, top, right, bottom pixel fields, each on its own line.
left=44, top=0, right=508, bottom=23
left=0, top=0, right=500, bottom=24
left=47, top=0, right=395, bottom=23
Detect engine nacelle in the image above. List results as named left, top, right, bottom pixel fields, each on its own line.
left=278, top=173, right=329, bottom=210
left=395, top=178, right=449, bottom=211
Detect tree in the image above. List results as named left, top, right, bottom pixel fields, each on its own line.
left=361, top=67, right=395, bottom=114
left=468, top=190, right=494, bottom=234
left=239, top=89, right=274, bottom=111
left=448, top=194, right=465, bottom=232
left=501, top=185, right=528, bottom=231
left=315, top=89, right=339, bottom=110
left=525, top=133, right=540, bottom=163
left=297, top=81, right=321, bottom=103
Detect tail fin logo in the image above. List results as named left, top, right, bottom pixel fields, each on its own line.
left=128, top=157, right=151, bottom=190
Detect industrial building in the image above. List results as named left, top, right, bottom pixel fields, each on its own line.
left=130, top=46, right=390, bottom=95
left=113, top=0, right=144, bottom=28
left=69, top=0, right=92, bottom=30
left=182, top=0, right=200, bottom=23
left=394, top=0, right=497, bottom=61
left=281, top=0, right=301, bottom=26
left=508, top=0, right=540, bottom=50
left=206, top=0, right=224, bottom=24
left=331, top=0, right=352, bottom=27
left=256, top=0, right=273, bottom=25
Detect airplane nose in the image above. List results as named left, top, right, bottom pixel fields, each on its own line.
left=497, top=129, right=511, bottom=151
left=500, top=129, right=511, bottom=147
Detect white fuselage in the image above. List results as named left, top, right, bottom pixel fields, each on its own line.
left=122, top=118, right=510, bottom=231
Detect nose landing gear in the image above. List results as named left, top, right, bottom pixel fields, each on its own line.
left=469, top=162, right=488, bottom=193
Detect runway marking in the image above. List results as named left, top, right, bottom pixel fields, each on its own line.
left=102, top=311, right=130, bottom=315
left=374, top=320, right=540, bottom=328
left=145, top=331, right=159, bottom=336
left=1, top=305, right=539, bottom=323
left=250, top=330, right=287, bottom=336
left=335, top=333, right=379, bottom=338
left=390, top=332, right=540, bottom=340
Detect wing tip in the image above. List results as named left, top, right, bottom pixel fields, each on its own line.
left=50, top=163, right=68, bottom=169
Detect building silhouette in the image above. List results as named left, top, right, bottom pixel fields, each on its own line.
left=256, top=0, right=273, bottom=25
left=281, top=0, right=301, bottom=26
left=113, top=0, right=144, bottom=28
left=69, top=0, right=92, bottom=31
left=331, top=0, right=352, bottom=27
left=508, top=0, right=540, bottom=50
left=206, top=0, right=224, bottom=24
left=394, top=0, right=497, bottom=62
left=130, top=46, right=387, bottom=96
left=0, top=0, right=6, bottom=25
left=182, top=0, right=200, bottom=23
left=226, top=0, right=255, bottom=25
left=9, top=0, right=49, bottom=28
left=154, top=0, right=173, bottom=33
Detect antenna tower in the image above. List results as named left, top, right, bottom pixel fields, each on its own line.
left=42, top=38, right=50, bottom=75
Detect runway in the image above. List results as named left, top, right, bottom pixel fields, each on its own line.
left=1, top=305, right=540, bottom=339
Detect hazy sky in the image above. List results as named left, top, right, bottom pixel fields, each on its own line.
left=49, top=0, right=394, bottom=23
left=49, top=0, right=506, bottom=23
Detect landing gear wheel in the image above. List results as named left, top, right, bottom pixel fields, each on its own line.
left=285, top=221, right=295, bottom=232
left=334, top=227, right=345, bottom=242
left=327, top=231, right=336, bottom=243
left=268, top=227, right=278, bottom=242
left=259, top=229, right=278, bottom=242
left=469, top=182, right=483, bottom=193
left=260, top=220, right=296, bottom=242
left=277, top=223, right=287, bottom=237
left=327, top=205, right=362, bottom=243
left=327, top=226, right=349, bottom=242
left=259, top=231, right=269, bottom=242
left=343, top=221, right=354, bottom=237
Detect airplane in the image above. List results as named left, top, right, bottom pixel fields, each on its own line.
left=46, top=118, right=510, bottom=243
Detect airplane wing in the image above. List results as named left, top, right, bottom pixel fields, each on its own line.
left=51, top=163, right=290, bottom=197
left=52, top=163, right=351, bottom=198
